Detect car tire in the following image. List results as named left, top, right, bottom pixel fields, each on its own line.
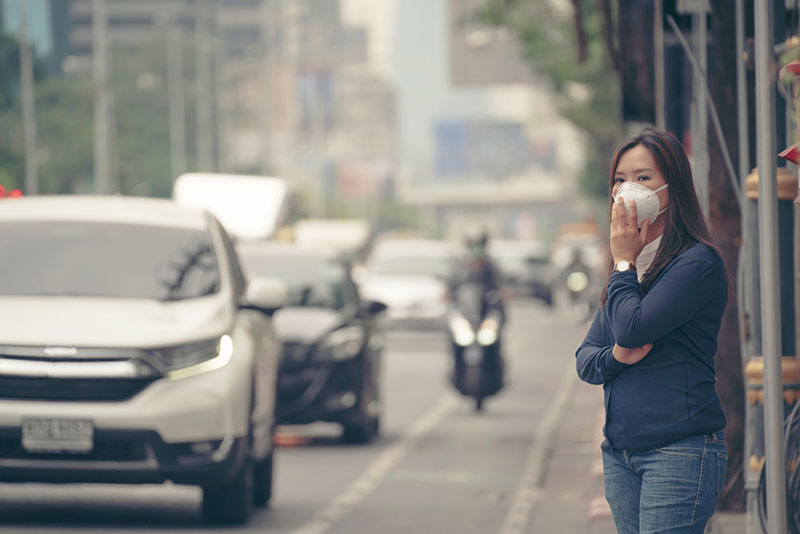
left=342, top=412, right=378, bottom=444
left=253, top=450, right=274, bottom=507
left=202, top=454, right=254, bottom=525
left=342, top=387, right=380, bottom=444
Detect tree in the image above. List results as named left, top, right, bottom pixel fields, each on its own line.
left=707, top=0, right=745, bottom=510
left=476, top=0, right=624, bottom=206
left=0, top=33, right=178, bottom=197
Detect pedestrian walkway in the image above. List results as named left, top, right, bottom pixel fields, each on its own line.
left=527, top=375, right=748, bottom=533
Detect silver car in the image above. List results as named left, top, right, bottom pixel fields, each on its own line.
left=358, top=238, right=455, bottom=329
left=0, top=196, right=286, bottom=525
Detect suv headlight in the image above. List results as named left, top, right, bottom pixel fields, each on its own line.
left=158, top=335, right=233, bottom=380
left=318, top=326, right=365, bottom=361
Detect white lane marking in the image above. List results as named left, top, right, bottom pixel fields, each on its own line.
left=498, top=361, right=578, bottom=534
left=290, top=394, right=458, bottom=534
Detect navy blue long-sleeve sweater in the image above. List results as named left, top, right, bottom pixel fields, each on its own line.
left=576, top=242, right=727, bottom=451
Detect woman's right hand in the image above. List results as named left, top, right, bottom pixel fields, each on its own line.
left=612, top=343, right=653, bottom=365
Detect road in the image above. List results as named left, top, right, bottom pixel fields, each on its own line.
left=0, top=297, right=589, bottom=533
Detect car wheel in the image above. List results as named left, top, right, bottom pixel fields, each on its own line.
left=342, top=412, right=378, bottom=444
left=253, top=450, right=274, bottom=507
left=202, top=454, right=254, bottom=524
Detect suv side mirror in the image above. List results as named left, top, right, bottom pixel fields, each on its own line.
left=364, top=300, right=387, bottom=316
left=244, top=277, right=289, bottom=315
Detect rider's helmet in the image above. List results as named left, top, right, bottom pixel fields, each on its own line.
left=464, top=226, right=489, bottom=259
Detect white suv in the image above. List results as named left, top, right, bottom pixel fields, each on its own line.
left=0, top=196, right=286, bottom=525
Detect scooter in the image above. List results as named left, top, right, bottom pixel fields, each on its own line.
left=447, top=284, right=504, bottom=411
left=562, top=263, right=601, bottom=323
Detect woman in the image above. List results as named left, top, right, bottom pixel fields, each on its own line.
left=576, top=129, right=728, bottom=533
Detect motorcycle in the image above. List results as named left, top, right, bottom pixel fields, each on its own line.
left=446, top=283, right=504, bottom=411
left=563, top=265, right=600, bottom=323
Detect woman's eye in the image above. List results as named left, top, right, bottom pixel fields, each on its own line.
left=614, top=177, right=624, bottom=184
left=637, top=175, right=650, bottom=181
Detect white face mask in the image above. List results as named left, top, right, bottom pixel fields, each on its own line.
left=613, top=182, right=669, bottom=228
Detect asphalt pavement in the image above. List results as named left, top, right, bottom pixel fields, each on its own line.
left=0, top=297, right=748, bottom=533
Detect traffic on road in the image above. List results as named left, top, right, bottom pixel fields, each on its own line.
left=0, top=190, right=603, bottom=532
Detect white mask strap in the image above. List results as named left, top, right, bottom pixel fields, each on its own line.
left=653, top=184, right=669, bottom=194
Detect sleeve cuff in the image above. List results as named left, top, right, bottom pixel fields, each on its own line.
left=602, top=348, right=630, bottom=375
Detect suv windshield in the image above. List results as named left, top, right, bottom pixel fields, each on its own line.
left=240, top=253, right=347, bottom=310
left=0, top=221, right=220, bottom=300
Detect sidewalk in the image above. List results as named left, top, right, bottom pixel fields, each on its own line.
left=528, top=376, right=747, bottom=534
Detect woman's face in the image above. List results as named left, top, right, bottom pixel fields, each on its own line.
left=612, top=144, right=670, bottom=212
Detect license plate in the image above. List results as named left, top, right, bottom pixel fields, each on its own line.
left=464, top=345, right=483, bottom=365
left=22, top=418, right=94, bottom=453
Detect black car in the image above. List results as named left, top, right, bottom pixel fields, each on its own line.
left=236, top=241, right=386, bottom=443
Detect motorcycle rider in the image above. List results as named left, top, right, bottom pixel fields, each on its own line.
left=449, top=228, right=505, bottom=318
left=447, top=227, right=506, bottom=396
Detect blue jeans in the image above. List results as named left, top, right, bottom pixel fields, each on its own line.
left=602, top=431, right=727, bottom=534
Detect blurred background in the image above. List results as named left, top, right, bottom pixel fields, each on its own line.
left=0, top=1, right=789, bottom=532
left=0, top=0, right=596, bottom=242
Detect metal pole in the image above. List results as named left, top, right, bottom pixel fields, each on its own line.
left=736, top=0, right=750, bottom=180
left=694, top=9, right=710, bottom=216
left=735, top=0, right=752, bottom=359
left=165, top=17, right=187, bottom=179
left=654, top=0, right=665, bottom=130
left=260, top=0, right=274, bottom=176
left=19, top=2, right=38, bottom=195
left=195, top=0, right=214, bottom=171
left=736, top=3, right=759, bottom=530
left=92, top=0, right=112, bottom=194
left=754, top=1, right=787, bottom=532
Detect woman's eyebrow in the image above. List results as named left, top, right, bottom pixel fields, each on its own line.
left=615, top=167, right=655, bottom=175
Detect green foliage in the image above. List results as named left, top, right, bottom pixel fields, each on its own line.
left=0, top=34, right=21, bottom=111
left=35, top=76, right=94, bottom=193
left=476, top=0, right=623, bottom=202
left=0, top=32, right=181, bottom=196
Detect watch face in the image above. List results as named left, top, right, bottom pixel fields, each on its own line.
left=616, top=261, right=631, bottom=272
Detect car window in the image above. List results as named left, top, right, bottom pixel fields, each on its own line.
left=239, top=253, right=348, bottom=310
left=0, top=221, right=220, bottom=300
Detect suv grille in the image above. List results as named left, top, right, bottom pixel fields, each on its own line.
left=0, top=435, right=147, bottom=461
left=0, top=376, right=156, bottom=402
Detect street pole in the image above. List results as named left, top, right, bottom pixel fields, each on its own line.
left=260, top=0, right=274, bottom=176
left=92, top=0, right=114, bottom=194
left=195, top=0, right=215, bottom=171
left=654, top=0, right=665, bottom=130
left=164, top=15, right=187, bottom=180
left=19, top=1, right=38, bottom=195
left=693, top=7, right=710, bottom=217
left=754, top=2, right=787, bottom=533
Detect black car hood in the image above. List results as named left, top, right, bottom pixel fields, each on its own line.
left=272, top=307, right=345, bottom=344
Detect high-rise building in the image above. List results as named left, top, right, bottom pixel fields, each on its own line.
left=1, top=0, right=70, bottom=74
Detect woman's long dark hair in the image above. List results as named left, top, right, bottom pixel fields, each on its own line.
left=600, top=128, right=728, bottom=304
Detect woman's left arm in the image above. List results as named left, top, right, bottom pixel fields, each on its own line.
left=605, top=256, right=722, bottom=348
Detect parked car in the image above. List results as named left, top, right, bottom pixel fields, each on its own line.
left=358, top=238, right=456, bottom=329
left=488, top=239, right=553, bottom=304
left=236, top=241, right=386, bottom=443
left=0, top=196, right=286, bottom=525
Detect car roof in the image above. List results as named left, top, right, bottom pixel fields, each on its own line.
left=0, top=196, right=208, bottom=230
left=235, top=240, right=341, bottom=261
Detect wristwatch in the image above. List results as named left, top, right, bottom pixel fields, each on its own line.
left=614, top=260, right=637, bottom=273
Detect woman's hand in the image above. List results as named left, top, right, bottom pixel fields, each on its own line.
left=610, top=197, right=650, bottom=264
left=612, top=343, right=653, bottom=365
